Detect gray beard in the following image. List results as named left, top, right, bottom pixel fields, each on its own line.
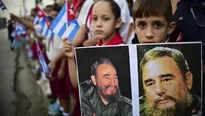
left=143, top=91, right=193, bottom=116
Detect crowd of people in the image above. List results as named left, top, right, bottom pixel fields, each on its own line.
left=6, top=0, right=205, bottom=115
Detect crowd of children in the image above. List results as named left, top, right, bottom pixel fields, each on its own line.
left=6, top=0, right=204, bottom=115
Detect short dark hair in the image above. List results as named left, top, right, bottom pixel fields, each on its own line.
left=52, top=3, right=62, bottom=13
left=132, top=0, right=172, bottom=23
left=91, top=58, right=116, bottom=77
left=140, top=47, right=190, bottom=79
left=94, top=0, right=121, bottom=19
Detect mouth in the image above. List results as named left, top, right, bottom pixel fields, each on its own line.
left=107, top=87, right=115, bottom=90
left=106, top=86, right=117, bottom=91
left=157, top=99, right=169, bottom=103
left=95, top=30, right=103, bottom=34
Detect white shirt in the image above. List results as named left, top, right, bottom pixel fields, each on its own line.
left=34, top=25, right=62, bottom=60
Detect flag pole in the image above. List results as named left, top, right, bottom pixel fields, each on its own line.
left=65, top=0, right=68, bottom=30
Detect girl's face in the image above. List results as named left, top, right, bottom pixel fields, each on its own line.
left=91, top=1, right=121, bottom=41
left=132, top=16, right=176, bottom=43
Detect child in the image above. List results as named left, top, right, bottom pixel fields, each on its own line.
left=91, top=0, right=123, bottom=45
left=131, top=0, right=176, bottom=43
left=72, top=0, right=133, bottom=47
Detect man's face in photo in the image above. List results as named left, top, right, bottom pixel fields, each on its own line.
left=92, top=64, right=120, bottom=102
left=142, top=56, right=193, bottom=115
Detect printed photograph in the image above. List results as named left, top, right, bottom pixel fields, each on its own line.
left=136, top=42, right=202, bottom=116
left=75, top=45, right=132, bottom=116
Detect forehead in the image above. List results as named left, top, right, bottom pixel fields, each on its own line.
left=134, top=15, right=168, bottom=23
left=142, top=56, right=181, bottom=79
left=93, top=1, right=112, bottom=14
left=97, top=64, right=116, bottom=73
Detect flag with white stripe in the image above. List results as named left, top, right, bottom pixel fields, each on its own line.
left=50, top=2, right=79, bottom=41
left=35, top=38, right=49, bottom=73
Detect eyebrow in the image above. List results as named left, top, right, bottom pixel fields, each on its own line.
left=136, top=20, right=146, bottom=23
left=92, top=13, right=111, bottom=17
left=159, top=73, right=174, bottom=78
left=144, top=79, right=154, bottom=84
left=144, top=73, right=174, bottom=84
left=152, top=20, right=165, bottom=24
left=103, top=73, right=117, bottom=77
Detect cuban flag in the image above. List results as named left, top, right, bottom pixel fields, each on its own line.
left=0, top=0, right=7, bottom=12
left=36, top=6, right=47, bottom=18
left=15, top=22, right=27, bottom=35
left=35, top=38, right=49, bottom=73
left=50, top=1, right=79, bottom=41
left=11, top=22, right=27, bottom=38
left=34, top=6, right=54, bottom=39
left=39, top=17, right=54, bottom=39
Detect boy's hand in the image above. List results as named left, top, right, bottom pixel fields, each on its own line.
left=62, top=39, right=75, bottom=59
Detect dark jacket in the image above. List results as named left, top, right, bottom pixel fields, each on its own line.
left=174, top=0, right=205, bottom=43
left=80, top=80, right=132, bottom=116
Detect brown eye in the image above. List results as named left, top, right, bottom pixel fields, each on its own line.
left=153, top=22, right=164, bottom=29
left=162, top=77, right=172, bottom=82
left=137, top=22, right=146, bottom=29
left=146, top=82, right=154, bottom=87
left=103, top=17, right=109, bottom=21
left=92, top=17, right=97, bottom=21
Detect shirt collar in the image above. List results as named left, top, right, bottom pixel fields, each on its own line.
left=98, top=33, right=124, bottom=46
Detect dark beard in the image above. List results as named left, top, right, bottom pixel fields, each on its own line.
left=97, top=85, right=121, bottom=103
left=143, top=90, right=193, bottom=116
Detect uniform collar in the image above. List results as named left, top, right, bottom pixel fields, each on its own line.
left=98, top=33, right=124, bottom=46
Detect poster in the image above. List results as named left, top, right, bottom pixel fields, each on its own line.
left=75, top=42, right=202, bottom=116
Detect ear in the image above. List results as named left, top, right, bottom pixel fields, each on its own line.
left=91, top=75, right=97, bottom=86
left=130, top=22, right=135, bottom=32
left=167, top=21, right=176, bottom=35
left=115, top=18, right=122, bottom=29
left=185, top=71, right=193, bottom=90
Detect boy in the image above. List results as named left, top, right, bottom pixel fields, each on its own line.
left=131, top=0, right=176, bottom=43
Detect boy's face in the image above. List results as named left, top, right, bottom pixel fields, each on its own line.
left=132, top=16, right=175, bottom=43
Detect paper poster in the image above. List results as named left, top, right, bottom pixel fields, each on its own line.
left=75, top=42, right=202, bottom=116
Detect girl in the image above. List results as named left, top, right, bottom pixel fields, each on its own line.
left=71, top=0, right=133, bottom=47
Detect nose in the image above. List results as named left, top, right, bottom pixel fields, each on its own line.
left=109, top=78, right=117, bottom=86
left=96, top=19, right=102, bottom=27
left=145, top=27, right=154, bottom=39
left=156, top=82, right=165, bottom=96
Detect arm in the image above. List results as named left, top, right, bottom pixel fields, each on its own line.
left=10, top=13, right=44, bottom=40
left=58, top=58, right=66, bottom=80
left=48, top=51, right=65, bottom=74
left=71, top=24, right=87, bottom=47
left=62, top=40, right=78, bottom=88
left=10, top=13, right=35, bottom=31
left=67, top=57, right=78, bottom=88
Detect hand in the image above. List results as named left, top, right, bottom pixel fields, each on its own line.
left=58, top=68, right=65, bottom=80
left=45, top=72, right=52, bottom=80
left=10, top=13, right=20, bottom=22
left=62, top=39, right=75, bottom=59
